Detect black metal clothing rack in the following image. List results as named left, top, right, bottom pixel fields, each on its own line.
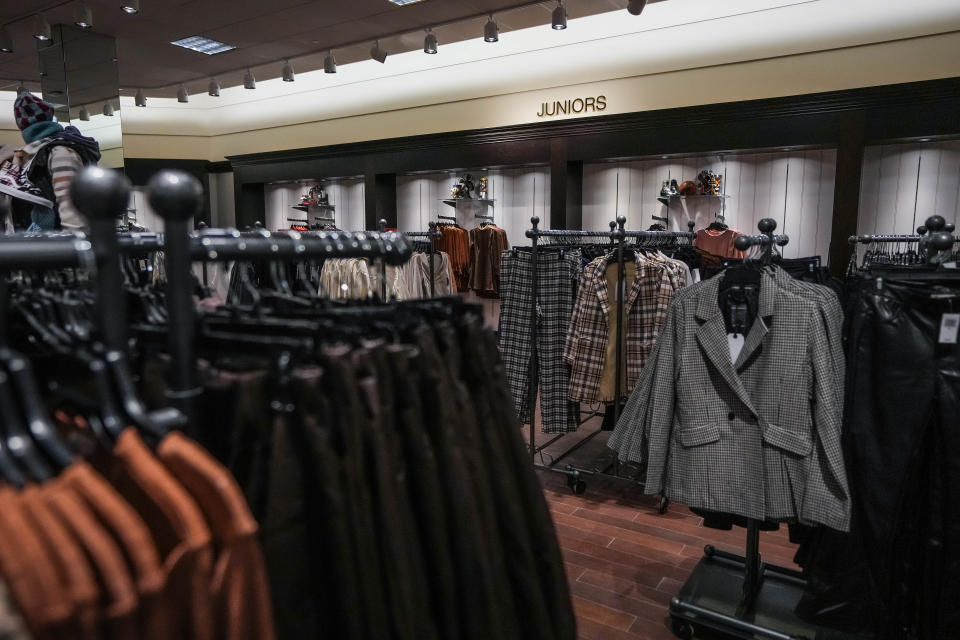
left=524, top=215, right=695, bottom=498
left=405, top=221, right=442, bottom=298
left=847, top=216, right=959, bottom=273
left=668, top=218, right=859, bottom=640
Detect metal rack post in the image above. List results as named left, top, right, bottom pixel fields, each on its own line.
left=526, top=216, right=541, bottom=463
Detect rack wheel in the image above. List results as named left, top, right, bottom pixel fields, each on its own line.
left=670, top=617, right=694, bottom=639
left=567, top=475, right=587, bottom=495
left=657, top=495, right=670, bottom=514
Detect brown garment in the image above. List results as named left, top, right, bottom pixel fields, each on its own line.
left=157, top=432, right=276, bottom=640
left=43, top=483, right=140, bottom=640
left=597, top=260, right=637, bottom=402
left=435, top=225, right=470, bottom=291
left=19, top=484, right=100, bottom=640
left=694, top=228, right=747, bottom=259
left=468, top=225, right=510, bottom=298
left=62, top=463, right=169, bottom=640
left=0, top=487, right=74, bottom=640
left=0, top=576, right=31, bottom=640
left=105, top=429, right=214, bottom=640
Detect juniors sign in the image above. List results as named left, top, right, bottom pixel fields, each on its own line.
left=536, top=95, right=607, bottom=118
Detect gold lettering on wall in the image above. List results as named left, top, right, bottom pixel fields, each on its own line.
left=537, top=95, right=606, bottom=118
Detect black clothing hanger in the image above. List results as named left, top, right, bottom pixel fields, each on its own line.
left=0, top=370, right=52, bottom=481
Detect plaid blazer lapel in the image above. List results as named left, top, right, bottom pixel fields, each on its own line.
left=623, top=252, right=647, bottom=315
left=593, top=256, right=611, bottom=319
left=694, top=277, right=758, bottom=414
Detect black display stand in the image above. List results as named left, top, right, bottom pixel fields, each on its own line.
left=669, top=523, right=862, bottom=640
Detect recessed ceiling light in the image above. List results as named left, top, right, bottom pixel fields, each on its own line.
left=171, top=36, right=236, bottom=55
left=385, top=0, right=426, bottom=5
left=121, top=0, right=140, bottom=14
left=33, top=14, right=51, bottom=41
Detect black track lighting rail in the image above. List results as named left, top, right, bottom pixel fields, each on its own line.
left=134, top=0, right=657, bottom=94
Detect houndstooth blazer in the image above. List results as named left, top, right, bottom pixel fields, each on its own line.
left=562, top=254, right=676, bottom=404
left=609, top=268, right=850, bottom=531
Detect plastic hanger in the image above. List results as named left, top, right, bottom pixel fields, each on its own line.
left=0, top=370, right=52, bottom=481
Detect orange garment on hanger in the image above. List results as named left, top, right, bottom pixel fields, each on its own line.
left=0, top=486, right=75, bottom=640
left=63, top=463, right=170, bottom=640
left=157, top=432, right=276, bottom=640
left=103, top=428, right=215, bottom=640
left=20, top=484, right=100, bottom=640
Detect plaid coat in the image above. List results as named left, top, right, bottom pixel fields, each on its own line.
left=608, top=268, right=850, bottom=531
left=563, top=254, right=675, bottom=404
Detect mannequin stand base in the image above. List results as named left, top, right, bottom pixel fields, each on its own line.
left=669, top=547, right=864, bottom=640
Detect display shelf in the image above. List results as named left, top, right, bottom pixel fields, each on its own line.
left=441, top=198, right=495, bottom=208
left=657, top=194, right=730, bottom=205
left=292, top=203, right=336, bottom=212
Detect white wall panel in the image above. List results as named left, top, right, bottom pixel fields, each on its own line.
left=264, top=178, right=364, bottom=232
left=855, top=140, right=960, bottom=264
left=858, top=141, right=960, bottom=235
left=396, top=168, right=549, bottom=248
left=583, top=150, right=838, bottom=260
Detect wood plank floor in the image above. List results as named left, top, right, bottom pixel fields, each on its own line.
left=538, top=465, right=799, bottom=640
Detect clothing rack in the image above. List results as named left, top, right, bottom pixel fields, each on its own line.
left=668, top=217, right=857, bottom=640
left=525, top=215, right=694, bottom=499
left=847, top=216, right=959, bottom=273
left=405, top=221, right=442, bottom=298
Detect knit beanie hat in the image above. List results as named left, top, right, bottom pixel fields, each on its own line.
left=14, top=92, right=55, bottom=131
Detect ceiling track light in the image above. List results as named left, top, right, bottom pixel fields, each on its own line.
left=423, top=28, right=438, bottom=54
left=323, top=51, right=336, bottom=74
left=484, top=14, right=499, bottom=42
left=552, top=0, right=567, bottom=30
left=0, top=26, right=13, bottom=53
left=74, top=1, right=94, bottom=29
left=135, top=88, right=146, bottom=107
left=243, top=69, right=256, bottom=89
left=103, top=102, right=115, bottom=116
left=33, top=14, right=51, bottom=41
left=282, top=59, right=295, bottom=82
left=120, top=0, right=140, bottom=14
left=208, top=77, right=220, bottom=96
left=627, top=0, right=647, bottom=15
left=79, top=105, right=90, bottom=121
left=177, top=85, right=189, bottom=102
left=370, top=40, right=387, bottom=64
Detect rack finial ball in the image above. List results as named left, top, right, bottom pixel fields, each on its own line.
left=146, top=170, right=202, bottom=221
left=70, top=166, right=132, bottom=221
left=917, top=226, right=927, bottom=236
left=687, top=220, right=695, bottom=231
left=609, top=221, right=617, bottom=231
left=945, top=223, right=956, bottom=233
left=378, top=218, right=388, bottom=232
left=734, top=236, right=751, bottom=251
left=531, top=216, right=540, bottom=227
left=925, top=215, right=946, bottom=231
left=757, top=218, right=777, bottom=233
left=776, top=234, right=789, bottom=247
left=617, top=215, right=627, bottom=226
left=930, top=231, right=954, bottom=252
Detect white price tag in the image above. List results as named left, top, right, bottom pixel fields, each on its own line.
left=940, top=313, right=960, bottom=344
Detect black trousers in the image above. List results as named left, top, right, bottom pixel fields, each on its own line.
left=798, top=276, right=960, bottom=639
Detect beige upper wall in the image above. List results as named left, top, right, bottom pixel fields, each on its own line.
left=0, top=0, right=957, bottom=161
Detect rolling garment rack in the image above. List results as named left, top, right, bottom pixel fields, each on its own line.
left=10, top=170, right=413, bottom=427
left=847, top=215, right=959, bottom=272
left=144, top=172, right=413, bottom=426
left=667, top=218, right=858, bottom=640
left=404, top=221, right=442, bottom=298
left=524, top=215, right=695, bottom=500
